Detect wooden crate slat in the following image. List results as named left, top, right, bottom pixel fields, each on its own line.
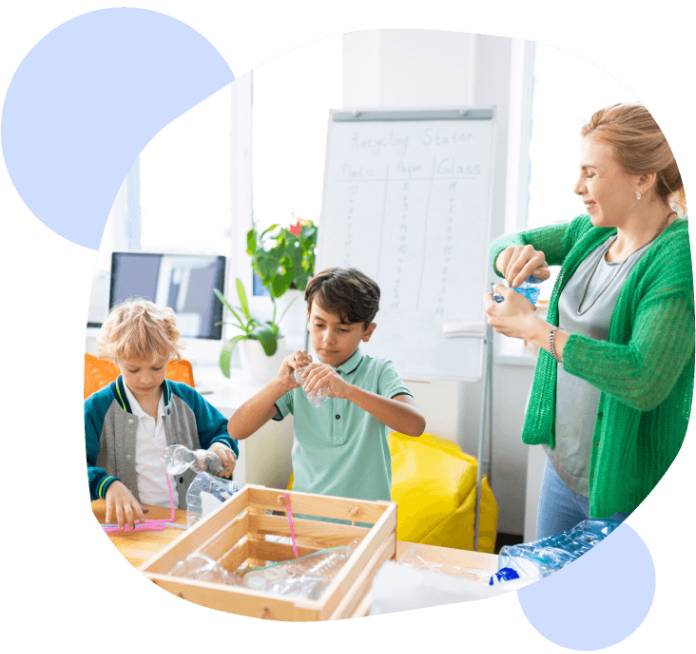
left=148, top=573, right=321, bottom=621
left=248, top=536, right=321, bottom=562
left=141, top=487, right=249, bottom=574
left=317, top=502, right=397, bottom=617
left=198, top=513, right=249, bottom=561
left=249, top=512, right=369, bottom=548
left=217, top=536, right=250, bottom=573
left=328, top=536, right=395, bottom=619
left=247, top=485, right=387, bottom=524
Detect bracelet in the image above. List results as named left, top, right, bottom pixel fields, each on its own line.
left=548, top=327, right=561, bottom=363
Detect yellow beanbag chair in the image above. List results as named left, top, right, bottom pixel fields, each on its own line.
left=388, top=432, right=498, bottom=553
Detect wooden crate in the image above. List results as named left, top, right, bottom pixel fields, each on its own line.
left=141, top=484, right=397, bottom=620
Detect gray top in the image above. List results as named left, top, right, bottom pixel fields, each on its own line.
left=546, top=235, right=651, bottom=496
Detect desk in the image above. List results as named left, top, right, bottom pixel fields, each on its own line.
left=93, top=500, right=497, bottom=574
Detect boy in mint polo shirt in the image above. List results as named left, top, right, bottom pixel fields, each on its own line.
left=227, top=267, right=426, bottom=501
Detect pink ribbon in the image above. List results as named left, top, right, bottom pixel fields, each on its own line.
left=102, top=469, right=177, bottom=533
left=283, top=492, right=299, bottom=559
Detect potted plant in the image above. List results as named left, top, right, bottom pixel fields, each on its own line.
left=214, top=278, right=290, bottom=381
left=246, top=217, right=317, bottom=298
left=246, top=218, right=317, bottom=342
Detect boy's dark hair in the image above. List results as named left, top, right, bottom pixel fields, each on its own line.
left=304, top=267, right=380, bottom=326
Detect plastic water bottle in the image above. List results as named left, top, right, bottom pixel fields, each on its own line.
left=491, top=519, right=620, bottom=584
left=492, top=274, right=542, bottom=305
left=293, top=367, right=329, bottom=408
left=165, top=444, right=224, bottom=476
left=513, top=274, right=543, bottom=305
left=185, top=471, right=241, bottom=527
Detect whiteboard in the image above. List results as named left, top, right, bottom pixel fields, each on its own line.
left=317, top=108, right=496, bottom=381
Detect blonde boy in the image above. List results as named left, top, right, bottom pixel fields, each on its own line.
left=228, top=268, right=425, bottom=501
left=85, top=299, right=238, bottom=530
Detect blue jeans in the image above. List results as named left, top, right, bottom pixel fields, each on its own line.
left=536, top=458, right=630, bottom=540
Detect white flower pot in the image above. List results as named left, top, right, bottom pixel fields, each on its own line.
left=238, top=338, right=287, bottom=385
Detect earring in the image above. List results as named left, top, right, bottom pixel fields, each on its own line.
left=635, top=191, right=642, bottom=200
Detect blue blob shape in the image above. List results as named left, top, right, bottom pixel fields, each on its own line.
left=517, top=523, right=655, bottom=650
left=1, top=8, right=234, bottom=249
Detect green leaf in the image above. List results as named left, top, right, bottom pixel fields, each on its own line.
left=265, top=319, right=281, bottom=337
left=260, top=223, right=279, bottom=238
left=246, top=229, right=257, bottom=256
left=251, top=325, right=278, bottom=356
left=213, top=288, right=246, bottom=330
left=235, top=278, right=252, bottom=321
left=271, top=272, right=292, bottom=298
left=255, top=252, right=276, bottom=282
left=219, top=335, right=247, bottom=378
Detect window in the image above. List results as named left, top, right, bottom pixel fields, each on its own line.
left=527, top=44, right=638, bottom=228
left=252, top=36, right=343, bottom=232
left=138, top=86, right=233, bottom=254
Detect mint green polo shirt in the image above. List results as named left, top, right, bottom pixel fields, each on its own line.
left=273, top=349, right=412, bottom=501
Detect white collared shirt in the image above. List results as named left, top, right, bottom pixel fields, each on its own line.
left=123, top=384, right=174, bottom=507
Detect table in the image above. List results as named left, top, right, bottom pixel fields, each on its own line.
left=93, top=500, right=190, bottom=569
left=93, top=500, right=498, bottom=574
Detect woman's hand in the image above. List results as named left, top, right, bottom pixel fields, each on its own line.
left=302, top=362, right=351, bottom=399
left=484, top=284, right=541, bottom=339
left=208, top=442, right=237, bottom=478
left=496, top=244, right=551, bottom=288
left=105, top=480, right=145, bottom=531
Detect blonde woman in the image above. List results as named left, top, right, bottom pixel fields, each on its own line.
left=85, top=299, right=238, bottom=530
left=485, top=104, right=692, bottom=538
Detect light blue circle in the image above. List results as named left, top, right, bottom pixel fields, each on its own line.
left=517, top=523, right=655, bottom=650
left=1, top=8, right=234, bottom=249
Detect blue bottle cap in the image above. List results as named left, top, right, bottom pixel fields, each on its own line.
left=488, top=566, right=521, bottom=585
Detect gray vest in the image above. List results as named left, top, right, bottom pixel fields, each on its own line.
left=96, top=394, right=203, bottom=507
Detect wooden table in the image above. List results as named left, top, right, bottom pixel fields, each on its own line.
left=93, top=500, right=190, bottom=568
left=92, top=501, right=497, bottom=574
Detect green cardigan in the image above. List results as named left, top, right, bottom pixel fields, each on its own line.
left=489, top=215, right=694, bottom=517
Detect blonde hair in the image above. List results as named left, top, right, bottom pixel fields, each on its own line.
left=581, top=103, right=687, bottom=215
left=97, top=298, right=182, bottom=362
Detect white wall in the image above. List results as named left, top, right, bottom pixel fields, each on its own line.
left=342, top=30, right=536, bottom=535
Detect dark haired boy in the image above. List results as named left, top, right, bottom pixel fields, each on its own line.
left=227, top=267, right=425, bottom=501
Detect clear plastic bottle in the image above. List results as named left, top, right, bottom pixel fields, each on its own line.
left=240, top=545, right=355, bottom=600
left=164, top=443, right=224, bottom=476
left=185, top=471, right=241, bottom=527
left=169, top=551, right=239, bottom=585
left=493, top=519, right=620, bottom=583
left=293, top=366, right=329, bottom=408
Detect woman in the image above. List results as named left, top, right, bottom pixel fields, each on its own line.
left=485, top=104, right=692, bottom=539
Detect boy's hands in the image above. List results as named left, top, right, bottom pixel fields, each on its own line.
left=104, top=480, right=145, bottom=531
left=276, top=350, right=313, bottom=391
left=302, top=362, right=351, bottom=399
left=208, top=442, right=237, bottom=478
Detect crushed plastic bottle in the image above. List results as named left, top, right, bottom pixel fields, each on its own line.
left=491, top=519, right=620, bottom=584
left=164, top=443, right=224, bottom=476
left=293, top=366, right=329, bottom=408
left=238, top=544, right=355, bottom=600
left=169, top=544, right=356, bottom=599
left=169, top=552, right=239, bottom=585
left=186, top=471, right=241, bottom=527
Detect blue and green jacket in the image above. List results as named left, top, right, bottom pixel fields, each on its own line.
left=85, top=377, right=238, bottom=506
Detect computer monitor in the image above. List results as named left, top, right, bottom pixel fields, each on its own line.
left=109, top=252, right=226, bottom=340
